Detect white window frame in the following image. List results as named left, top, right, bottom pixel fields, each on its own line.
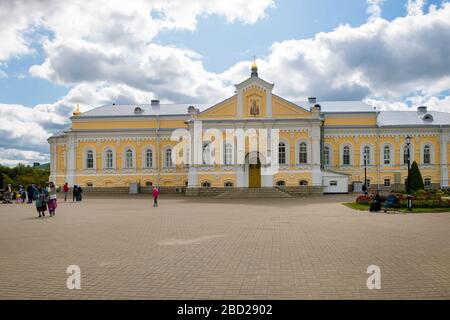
left=381, top=143, right=394, bottom=166
left=103, top=147, right=115, bottom=169
left=122, top=147, right=136, bottom=169
left=340, top=143, right=353, bottom=166
left=421, top=143, right=434, bottom=165
left=360, top=144, right=374, bottom=166
left=84, top=147, right=96, bottom=170
left=142, top=146, right=154, bottom=169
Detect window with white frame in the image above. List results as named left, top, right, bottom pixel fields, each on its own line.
left=343, top=146, right=351, bottom=166
left=299, top=142, right=307, bottom=164
left=299, top=180, right=309, bottom=186
left=423, top=145, right=432, bottom=164
left=224, top=181, right=234, bottom=188
left=363, top=145, right=371, bottom=165
left=383, top=145, right=391, bottom=165
left=224, top=143, right=233, bottom=165
left=86, top=150, right=94, bottom=169
left=384, top=179, right=391, bottom=187
left=424, top=178, right=432, bottom=187
left=366, top=179, right=371, bottom=187
left=105, top=149, right=113, bottom=169
left=145, top=148, right=153, bottom=168
left=125, top=149, right=133, bottom=168
left=403, top=145, right=410, bottom=165
left=323, top=146, right=330, bottom=166
left=278, top=142, right=286, bottom=165
left=203, top=143, right=212, bottom=165
left=165, top=148, right=173, bottom=167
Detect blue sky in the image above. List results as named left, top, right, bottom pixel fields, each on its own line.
left=0, top=0, right=449, bottom=165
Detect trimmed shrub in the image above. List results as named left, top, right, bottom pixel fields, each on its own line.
left=406, top=161, right=424, bottom=193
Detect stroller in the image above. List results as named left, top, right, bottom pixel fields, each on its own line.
left=384, top=194, right=399, bottom=213
left=1, top=190, right=13, bottom=204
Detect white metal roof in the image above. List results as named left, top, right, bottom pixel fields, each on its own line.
left=377, top=111, right=450, bottom=127
left=75, top=103, right=212, bottom=118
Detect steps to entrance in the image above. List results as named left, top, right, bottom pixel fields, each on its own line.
left=214, top=187, right=292, bottom=199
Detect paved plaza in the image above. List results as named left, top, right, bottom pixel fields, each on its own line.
left=0, top=194, right=449, bottom=299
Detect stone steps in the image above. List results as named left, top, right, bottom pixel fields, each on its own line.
left=215, top=187, right=292, bottom=199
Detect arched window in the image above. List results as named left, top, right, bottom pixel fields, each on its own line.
left=299, top=180, right=308, bottom=186
left=276, top=180, right=286, bottom=187
left=125, top=149, right=133, bottom=168
left=201, top=181, right=211, bottom=188
left=145, top=149, right=153, bottom=168
left=105, top=149, right=113, bottom=169
left=224, top=181, right=234, bottom=188
left=86, top=150, right=94, bottom=169
left=224, top=143, right=233, bottom=165
left=323, top=146, right=330, bottom=166
left=145, top=181, right=153, bottom=187
left=383, top=145, right=391, bottom=165
left=299, top=142, right=307, bottom=164
left=203, top=143, right=212, bottom=165
left=423, top=145, right=432, bottom=164
left=363, top=145, right=371, bottom=165
left=165, top=148, right=173, bottom=167
left=278, top=142, right=286, bottom=165
left=343, top=146, right=351, bottom=166
left=403, top=145, right=410, bottom=165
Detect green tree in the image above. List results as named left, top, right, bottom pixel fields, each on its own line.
left=406, top=161, right=424, bottom=193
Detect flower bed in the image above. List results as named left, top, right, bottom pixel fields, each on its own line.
left=356, top=190, right=450, bottom=209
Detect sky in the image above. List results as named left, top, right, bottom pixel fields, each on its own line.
left=0, top=0, right=449, bottom=166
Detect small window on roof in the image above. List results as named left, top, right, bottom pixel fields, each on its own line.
left=134, top=107, right=143, bottom=114
left=422, top=114, right=433, bottom=121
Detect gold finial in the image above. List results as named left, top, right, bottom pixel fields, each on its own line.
left=73, top=104, right=81, bottom=116
left=252, top=55, right=257, bottom=69
left=251, top=55, right=258, bottom=77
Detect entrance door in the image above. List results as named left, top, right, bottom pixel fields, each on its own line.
left=248, top=163, right=261, bottom=188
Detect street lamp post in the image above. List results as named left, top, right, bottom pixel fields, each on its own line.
left=406, top=135, right=413, bottom=211
left=363, top=153, right=368, bottom=195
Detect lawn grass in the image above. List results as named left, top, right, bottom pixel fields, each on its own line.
left=342, top=202, right=450, bottom=213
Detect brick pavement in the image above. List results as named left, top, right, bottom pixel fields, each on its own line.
left=0, top=194, right=449, bottom=299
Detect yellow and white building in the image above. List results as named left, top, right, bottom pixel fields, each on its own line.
left=48, top=64, right=450, bottom=194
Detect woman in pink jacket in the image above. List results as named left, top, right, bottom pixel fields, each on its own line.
left=152, top=186, right=160, bottom=207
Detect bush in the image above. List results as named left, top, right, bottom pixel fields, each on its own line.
left=406, top=161, right=424, bottom=193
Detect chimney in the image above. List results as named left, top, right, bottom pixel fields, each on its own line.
left=308, top=97, right=317, bottom=105
left=417, top=106, right=427, bottom=115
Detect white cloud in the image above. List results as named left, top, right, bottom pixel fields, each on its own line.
left=407, top=0, right=426, bottom=16
left=0, top=147, right=49, bottom=167
left=367, top=0, right=385, bottom=22
left=219, top=4, right=450, bottom=104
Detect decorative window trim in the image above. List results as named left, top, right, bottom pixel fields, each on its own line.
left=400, top=142, right=415, bottom=165
left=295, top=138, right=311, bottom=165
left=83, top=147, right=96, bottom=170
left=142, top=146, right=155, bottom=169
left=340, top=143, right=354, bottom=166
left=163, top=145, right=174, bottom=168
left=122, top=146, right=136, bottom=169
left=102, top=146, right=116, bottom=170
left=421, top=142, right=434, bottom=165
left=323, top=143, right=333, bottom=167
left=360, top=143, right=374, bottom=166
left=380, top=143, right=394, bottom=166
left=278, top=138, right=290, bottom=166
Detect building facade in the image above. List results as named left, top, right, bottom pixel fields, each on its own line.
left=48, top=64, right=450, bottom=193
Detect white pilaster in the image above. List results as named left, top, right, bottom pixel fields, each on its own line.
left=440, top=131, right=448, bottom=187
left=311, top=125, right=323, bottom=186
left=66, top=136, right=77, bottom=187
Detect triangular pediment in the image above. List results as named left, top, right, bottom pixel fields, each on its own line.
left=198, top=96, right=237, bottom=119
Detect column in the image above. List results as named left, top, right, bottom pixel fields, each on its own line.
left=440, top=131, right=448, bottom=187
left=311, top=125, right=323, bottom=186
left=66, top=136, right=77, bottom=187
